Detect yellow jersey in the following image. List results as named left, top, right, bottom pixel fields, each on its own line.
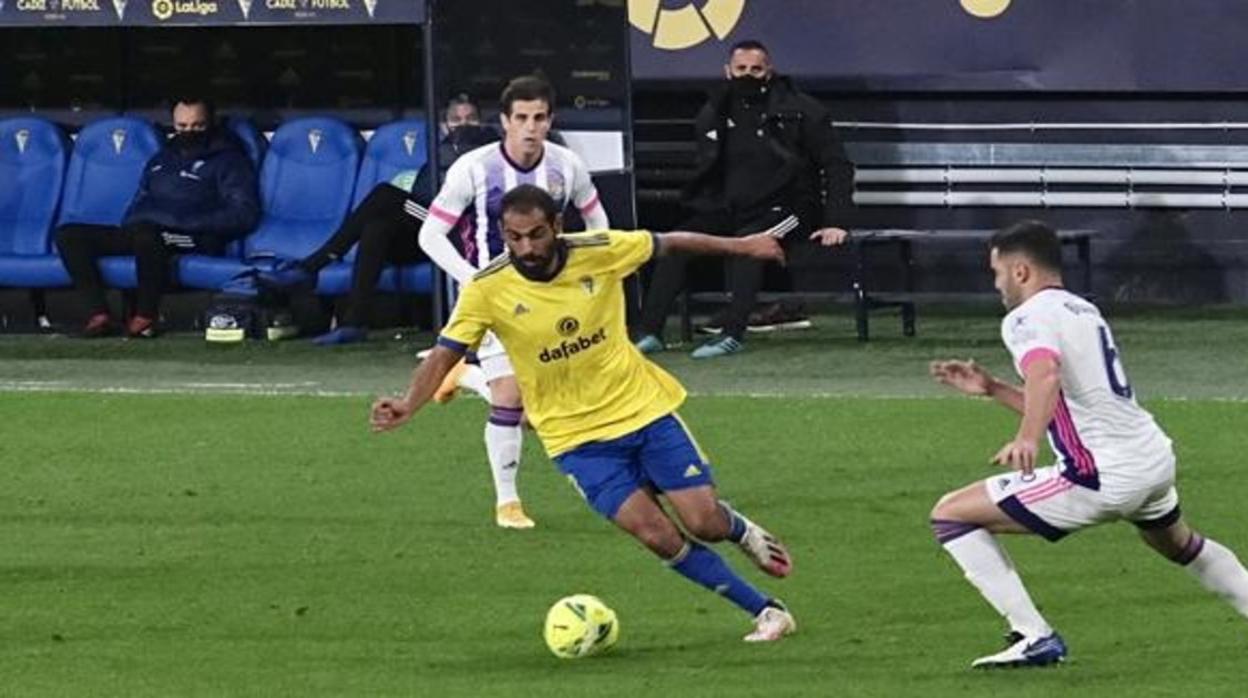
left=438, top=230, right=686, bottom=456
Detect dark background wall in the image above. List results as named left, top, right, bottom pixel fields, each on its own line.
left=628, top=0, right=1248, bottom=304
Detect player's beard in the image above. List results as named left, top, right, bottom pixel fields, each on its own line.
left=512, top=241, right=566, bottom=281
left=514, top=253, right=552, bottom=274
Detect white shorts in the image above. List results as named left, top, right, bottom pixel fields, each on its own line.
left=475, top=331, right=514, bottom=383
left=985, top=460, right=1179, bottom=542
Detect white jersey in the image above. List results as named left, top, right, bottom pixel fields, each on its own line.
left=423, top=141, right=607, bottom=276
left=1002, top=288, right=1172, bottom=489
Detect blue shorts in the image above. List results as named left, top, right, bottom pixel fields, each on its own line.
left=554, top=414, right=715, bottom=520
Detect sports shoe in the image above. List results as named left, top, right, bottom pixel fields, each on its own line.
left=746, top=301, right=813, bottom=333
left=696, top=309, right=730, bottom=336
left=691, top=336, right=744, bottom=359
left=82, top=312, right=117, bottom=338
left=126, top=315, right=156, bottom=338
left=312, top=326, right=367, bottom=346
left=433, top=358, right=469, bottom=404
left=255, top=260, right=314, bottom=290
left=635, top=334, right=664, bottom=355
left=743, top=603, right=796, bottom=642
left=971, top=631, right=1067, bottom=669
left=722, top=501, right=792, bottom=578
left=495, top=501, right=536, bottom=529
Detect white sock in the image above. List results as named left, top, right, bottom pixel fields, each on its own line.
left=485, top=422, right=522, bottom=506
left=458, top=365, right=491, bottom=401
left=1186, top=538, right=1248, bottom=618
left=943, top=528, right=1053, bottom=638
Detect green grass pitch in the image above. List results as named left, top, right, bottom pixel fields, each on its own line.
left=2, top=307, right=1246, bottom=696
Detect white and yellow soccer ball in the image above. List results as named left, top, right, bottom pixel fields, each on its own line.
left=543, top=594, right=620, bottom=659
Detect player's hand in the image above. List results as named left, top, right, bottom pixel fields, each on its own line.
left=370, top=396, right=414, bottom=433
left=809, top=227, right=850, bottom=247
left=737, top=233, right=786, bottom=265
left=929, top=359, right=994, bottom=396
left=992, top=438, right=1039, bottom=476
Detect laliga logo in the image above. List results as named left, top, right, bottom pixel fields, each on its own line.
left=960, top=0, right=1012, bottom=18
left=628, top=0, right=745, bottom=51
left=151, top=0, right=172, bottom=19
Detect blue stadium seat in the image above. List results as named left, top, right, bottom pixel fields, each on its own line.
left=178, top=116, right=363, bottom=290
left=58, top=116, right=163, bottom=227
left=352, top=118, right=427, bottom=209
left=317, top=118, right=433, bottom=296
left=56, top=117, right=164, bottom=289
left=0, top=117, right=72, bottom=288
left=225, top=116, right=267, bottom=169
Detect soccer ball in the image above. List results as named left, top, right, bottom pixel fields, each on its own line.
left=543, top=594, right=620, bottom=659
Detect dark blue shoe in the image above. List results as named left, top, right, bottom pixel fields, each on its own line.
left=971, top=631, right=1067, bottom=669
left=256, top=260, right=314, bottom=290
left=312, top=326, right=368, bottom=346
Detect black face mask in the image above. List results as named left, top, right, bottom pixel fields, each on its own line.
left=445, top=124, right=494, bottom=154
left=171, top=129, right=210, bottom=153
left=729, top=75, right=768, bottom=102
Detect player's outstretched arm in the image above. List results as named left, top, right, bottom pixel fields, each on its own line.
left=929, top=359, right=1025, bottom=414
left=656, top=231, right=785, bottom=264
left=371, top=345, right=463, bottom=433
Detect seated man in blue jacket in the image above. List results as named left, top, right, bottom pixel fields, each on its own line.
left=56, top=98, right=260, bottom=337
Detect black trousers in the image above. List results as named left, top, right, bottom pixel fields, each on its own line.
left=55, top=221, right=223, bottom=318
left=638, top=205, right=812, bottom=341
left=303, top=183, right=425, bottom=328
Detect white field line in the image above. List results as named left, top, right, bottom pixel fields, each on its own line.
left=0, top=380, right=1246, bottom=402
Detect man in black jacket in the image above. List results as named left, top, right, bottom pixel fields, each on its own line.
left=635, top=40, right=854, bottom=359
left=56, top=98, right=259, bottom=337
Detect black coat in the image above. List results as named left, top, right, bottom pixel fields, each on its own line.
left=123, top=127, right=260, bottom=245
left=683, top=75, right=855, bottom=229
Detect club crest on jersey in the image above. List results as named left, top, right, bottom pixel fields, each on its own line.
left=402, top=130, right=419, bottom=156
left=362, top=0, right=376, bottom=18
left=307, top=128, right=323, bottom=154
left=14, top=129, right=30, bottom=154
left=112, top=0, right=128, bottom=19
left=112, top=129, right=127, bottom=155
left=579, top=276, right=595, bottom=295
left=556, top=316, right=580, bottom=337
left=236, top=0, right=251, bottom=18
left=547, top=181, right=565, bottom=201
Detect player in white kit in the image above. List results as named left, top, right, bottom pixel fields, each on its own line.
left=418, top=75, right=609, bottom=529
left=927, top=220, right=1248, bottom=668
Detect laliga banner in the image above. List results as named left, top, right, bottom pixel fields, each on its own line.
left=0, top=0, right=423, bottom=24
left=629, top=0, right=1248, bottom=91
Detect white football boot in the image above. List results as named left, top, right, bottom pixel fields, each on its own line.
left=971, top=631, right=1068, bottom=669
left=744, top=603, right=797, bottom=642
left=722, top=501, right=793, bottom=578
